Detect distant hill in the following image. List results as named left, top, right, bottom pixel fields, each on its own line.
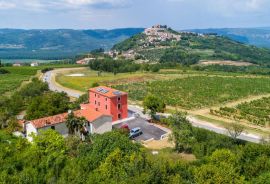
left=112, top=26, right=270, bottom=66
left=0, top=28, right=144, bottom=59
left=187, top=28, right=270, bottom=48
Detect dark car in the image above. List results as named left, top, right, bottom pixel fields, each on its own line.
left=129, top=127, right=143, bottom=139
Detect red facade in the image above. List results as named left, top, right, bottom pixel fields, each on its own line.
left=89, top=86, right=128, bottom=121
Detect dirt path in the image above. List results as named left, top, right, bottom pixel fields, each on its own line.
left=191, top=93, right=270, bottom=115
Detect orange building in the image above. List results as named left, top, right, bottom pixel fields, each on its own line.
left=89, top=86, right=128, bottom=121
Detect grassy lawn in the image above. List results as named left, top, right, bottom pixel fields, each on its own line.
left=115, top=76, right=270, bottom=110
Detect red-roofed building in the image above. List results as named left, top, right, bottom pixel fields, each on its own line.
left=22, top=86, right=128, bottom=141
left=24, top=109, right=112, bottom=141
left=89, top=86, right=128, bottom=121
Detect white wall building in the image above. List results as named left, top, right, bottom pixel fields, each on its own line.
left=22, top=108, right=112, bottom=141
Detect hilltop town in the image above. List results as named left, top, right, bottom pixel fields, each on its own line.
left=144, top=25, right=181, bottom=43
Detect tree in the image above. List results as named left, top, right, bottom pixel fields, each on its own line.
left=65, top=112, right=88, bottom=137
left=150, top=65, right=160, bottom=73
left=25, top=92, right=70, bottom=120
left=92, top=82, right=99, bottom=87
left=194, top=149, right=244, bottom=184
left=226, top=123, right=244, bottom=141
left=167, top=112, right=196, bottom=153
left=6, top=117, right=22, bottom=133
left=143, top=94, right=166, bottom=119
left=0, top=110, right=9, bottom=129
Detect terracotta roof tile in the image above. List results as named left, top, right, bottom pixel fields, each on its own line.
left=28, top=108, right=111, bottom=129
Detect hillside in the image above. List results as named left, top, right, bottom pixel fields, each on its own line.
left=112, top=26, right=270, bottom=66
left=188, top=28, right=270, bottom=48
left=0, top=28, right=144, bottom=59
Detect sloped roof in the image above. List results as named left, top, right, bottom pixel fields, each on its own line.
left=89, top=86, right=127, bottom=98
left=28, top=109, right=110, bottom=129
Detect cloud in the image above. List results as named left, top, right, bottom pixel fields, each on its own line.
left=0, top=1, right=16, bottom=9
left=64, top=0, right=128, bottom=6
left=0, top=0, right=131, bottom=11
left=0, top=0, right=269, bottom=29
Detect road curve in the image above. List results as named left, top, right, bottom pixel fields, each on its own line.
left=43, top=68, right=85, bottom=98
left=43, top=69, right=263, bottom=143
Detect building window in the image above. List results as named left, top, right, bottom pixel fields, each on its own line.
left=118, top=114, right=121, bottom=119
left=51, top=126, right=55, bottom=130
left=98, top=102, right=100, bottom=106
left=96, top=108, right=98, bottom=111
left=105, top=98, right=107, bottom=101
left=118, top=97, right=121, bottom=101
left=118, top=104, right=121, bottom=110
left=105, top=105, right=108, bottom=110
left=95, top=94, right=96, bottom=97
left=95, top=100, right=97, bottom=105
left=98, top=95, right=100, bottom=98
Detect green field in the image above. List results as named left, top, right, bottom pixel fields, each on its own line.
left=0, top=64, right=79, bottom=95
left=56, top=69, right=156, bottom=92
left=114, top=76, right=270, bottom=110
left=211, top=97, right=270, bottom=127
left=0, top=67, right=40, bottom=95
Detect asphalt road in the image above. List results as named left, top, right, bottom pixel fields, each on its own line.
left=43, top=69, right=263, bottom=144
left=187, top=116, right=262, bottom=143
left=43, top=68, right=84, bottom=98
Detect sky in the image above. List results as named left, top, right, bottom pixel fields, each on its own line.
left=0, top=0, right=269, bottom=30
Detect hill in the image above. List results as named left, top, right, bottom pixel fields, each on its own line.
left=0, top=28, right=144, bottom=59
left=112, top=25, right=270, bottom=65
left=188, top=28, right=270, bottom=48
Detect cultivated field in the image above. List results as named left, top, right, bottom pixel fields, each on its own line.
left=211, top=97, right=270, bottom=127
left=0, top=67, right=40, bottom=95
left=114, top=76, right=270, bottom=110
left=0, top=65, right=79, bottom=96
left=199, top=60, right=254, bottom=66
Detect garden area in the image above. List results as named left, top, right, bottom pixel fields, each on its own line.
left=114, top=76, right=270, bottom=110
left=211, top=97, right=270, bottom=127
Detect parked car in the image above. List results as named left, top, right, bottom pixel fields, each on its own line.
left=120, top=124, right=130, bottom=133
left=129, top=127, right=143, bottom=139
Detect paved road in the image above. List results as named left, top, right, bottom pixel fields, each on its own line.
left=43, top=68, right=84, bottom=98
left=187, top=116, right=262, bottom=143
left=43, top=69, right=263, bottom=144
